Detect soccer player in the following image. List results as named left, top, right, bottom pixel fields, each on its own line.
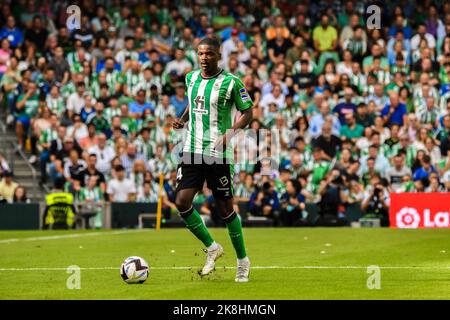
left=172, top=37, right=253, bottom=282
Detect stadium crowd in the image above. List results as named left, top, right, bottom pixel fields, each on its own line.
left=1, top=0, right=450, bottom=227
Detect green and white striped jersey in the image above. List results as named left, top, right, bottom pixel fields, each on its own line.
left=183, top=69, right=253, bottom=158
left=46, top=96, right=65, bottom=117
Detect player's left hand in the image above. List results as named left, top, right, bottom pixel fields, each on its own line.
left=172, top=118, right=185, bottom=130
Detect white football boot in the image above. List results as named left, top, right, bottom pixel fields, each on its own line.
left=235, top=257, right=250, bottom=282
left=201, top=243, right=224, bottom=276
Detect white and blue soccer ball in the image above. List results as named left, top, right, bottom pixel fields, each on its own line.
left=120, top=256, right=150, bottom=284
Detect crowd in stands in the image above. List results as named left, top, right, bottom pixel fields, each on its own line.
left=1, top=0, right=450, bottom=226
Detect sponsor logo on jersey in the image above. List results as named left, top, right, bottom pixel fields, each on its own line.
left=192, top=108, right=209, bottom=114
left=239, top=88, right=250, bottom=102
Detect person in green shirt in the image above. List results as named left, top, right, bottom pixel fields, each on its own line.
left=340, top=113, right=364, bottom=142
left=363, top=43, right=390, bottom=74
left=119, top=103, right=138, bottom=135
left=212, top=4, right=235, bottom=31
left=312, top=14, right=339, bottom=73
left=15, top=82, right=40, bottom=150
left=77, top=175, right=104, bottom=229
left=86, top=102, right=110, bottom=135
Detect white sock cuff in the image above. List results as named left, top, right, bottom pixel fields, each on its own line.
left=207, top=242, right=218, bottom=251
left=178, top=206, right=193, bottom=215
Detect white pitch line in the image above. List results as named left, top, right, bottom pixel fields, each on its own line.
left=0, top=230, right=145, bottom=244
left=0, top=266, right=449, bottom=272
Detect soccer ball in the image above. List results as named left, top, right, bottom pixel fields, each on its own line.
left=120, top=256, right=150, bottom=284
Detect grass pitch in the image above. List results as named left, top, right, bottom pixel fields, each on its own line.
left=0, top=227, right=449, bottom=299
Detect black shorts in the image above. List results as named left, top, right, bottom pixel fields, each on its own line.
left=175, top=153, right=234, bottom=200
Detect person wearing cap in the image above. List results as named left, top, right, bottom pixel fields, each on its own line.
left=0, top=171, right=18, bottom=203
left=221, top=28, right=240, bottom=64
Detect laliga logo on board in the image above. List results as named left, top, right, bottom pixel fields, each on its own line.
left=396, top=207, right=450, bottom=228
left=396, top=207, right=421, bottom=228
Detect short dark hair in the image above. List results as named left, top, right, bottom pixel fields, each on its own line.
left=115, top=164, right=125, bottom=172
left=198, top=37, right=221, bottom=52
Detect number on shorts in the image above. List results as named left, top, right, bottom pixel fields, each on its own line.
left=177, top=167, right=182, bottom=181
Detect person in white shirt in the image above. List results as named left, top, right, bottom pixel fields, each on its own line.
left=385, top=154, right=412, bottom=192
left=220, top=29, right=239, bottom=67
left=66, top=82, right=86, bottom=119
left=88, top=133, right=116, bottom=175
left=164, top=48, right=192, bottom=77
left=259, top=84, right=285, bottom=115
left=410, top=23, right=436, bottom=51
left=107, top=165, right=136, bottom=202
left=66, top=114, right=89, bottom=143
left=114, top=36, right=139, bottom=69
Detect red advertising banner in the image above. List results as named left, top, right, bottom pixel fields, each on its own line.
left=389, top=193, right=450, bottom=228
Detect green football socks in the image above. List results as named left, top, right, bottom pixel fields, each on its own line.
left=224, top=211, right=247, bottom=259
left=180, top=207, right=214, bottom=247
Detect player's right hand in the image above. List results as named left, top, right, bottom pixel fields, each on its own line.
left=172, top=118, right=185, bottom=129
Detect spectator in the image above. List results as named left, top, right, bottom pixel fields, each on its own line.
left=87, top=133, right=116, bottom=175
left=313, top=14, right=339, bottom=72
left=63, top=149, right=87, bottom=192
left=413, top=154, right=438, bottom=182
left=333, top=87, right=357, bottom=124
left=13, top=186, right=29, bottom=203
left=312, top=122, right=341, bottom=160
left=66, top=82, right=86, bottom=119
left=386, top=154, right=413, bottom=192
left=47, top=46, right=70, bottom=85
left=316, top=169, right=346, bottom=226
left=15, top=81, right=39, bottom=150
left=309, top=101, right=340, bottom=138
left=121, top=143, right=146, bottom=175
left=280, top=179, right=306, bottom=226
left=77, top=175, right=105, bottom=228
left=128, top=88, right=154, bottom=117
left=107, top=165, right=136, bottom=202
left=0, top=171, right=18, bottom=203
left=0, top=16, right=23, bottom=48
left=340, top=113, right=364, bottom=142
left=381, top=92, right=408, bottom=127
left=361, top=176, right=390, bottom=226
left=79, top=153, right=106, bottom=193
left=249, top=182, right=280, bottom=223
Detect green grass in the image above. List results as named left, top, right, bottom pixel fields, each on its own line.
left=0, top=228, right=449, bottom=299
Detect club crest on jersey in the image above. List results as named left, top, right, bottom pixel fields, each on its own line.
left=239, top=88, right=250, bottom=102
left=213, top=82, right=221, bottom=90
